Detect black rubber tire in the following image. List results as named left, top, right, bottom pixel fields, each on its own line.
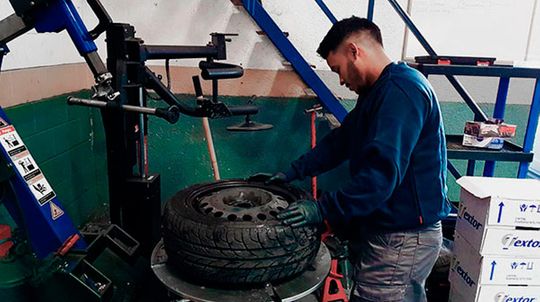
left=162, top=179, right=321, bottom=286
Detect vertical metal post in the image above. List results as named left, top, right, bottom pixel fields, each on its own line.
left=525, top=0, right=538, bottom=61
left=367, top=0, right=375, bottom=21
left=314, top=0, right=337, bottom=24
left=467, top=160, right=476, bottom=176
left=138, top=86, right=147, bottom=178
left=483, top=77, right=510, bottom=176
left=400, top=0, right=413, bottom=61
left=518, top=79, right=540, bottom=178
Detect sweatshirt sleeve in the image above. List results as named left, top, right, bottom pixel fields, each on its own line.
left=318, top=83, right=429, bottom=228
left=284, top=114, right=352, bottom=181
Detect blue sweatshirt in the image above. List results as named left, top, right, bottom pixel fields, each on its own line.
left=285, top=62, right=450, bottom=234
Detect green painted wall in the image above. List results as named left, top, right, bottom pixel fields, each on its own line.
left=0, top=93, right=533, bottom=231
left=0, top=91, right=108, bottom=229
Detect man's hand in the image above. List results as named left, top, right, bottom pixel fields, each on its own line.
left=248, top=172, right=287, bottom=185
left=277, top=200, right=323, bottom=228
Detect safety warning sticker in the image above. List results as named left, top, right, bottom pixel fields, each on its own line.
left=0, top=126, right=27, bottom=156
left=11, top=152, right=41, bottom=181
left=28, top=174, right=56, bottom=206
left=49, top=201, right=64, bottom=220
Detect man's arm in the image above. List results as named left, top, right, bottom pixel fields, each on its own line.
left=319, top=83, right=430, bottom=228
left=285, top=114, right=352, bottom=181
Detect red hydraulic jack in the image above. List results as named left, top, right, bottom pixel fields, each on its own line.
left=305, top=105, right=349, bottom=302
left=322, top=258, right=349, bottom=302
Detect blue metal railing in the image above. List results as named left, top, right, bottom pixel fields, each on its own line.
left=315, top=0, right=337, bottom=24
left=241, top=0, right=540, bottom=178
left=242, top=0, right=348, bottom=122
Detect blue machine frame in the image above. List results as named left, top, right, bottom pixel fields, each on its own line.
left=0, top=110, right=86, bottom=259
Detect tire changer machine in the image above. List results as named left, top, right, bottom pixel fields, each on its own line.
left=0, top=1, right=332, bottom=301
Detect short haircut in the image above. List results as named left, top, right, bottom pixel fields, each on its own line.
left=317, top=16, right=383, bottom=59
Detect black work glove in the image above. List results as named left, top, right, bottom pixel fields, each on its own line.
left=277, top=200, right=324, bottom=228
left=248, top=172, right=287, bottom=185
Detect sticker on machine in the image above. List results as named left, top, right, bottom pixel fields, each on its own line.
left=11, top=152, right=41, bottom=181
left=0, top=126, right=27, bottom=156
left=49, top=201, right=64, bottom=220
left=28, top=174, right=56, bottom=206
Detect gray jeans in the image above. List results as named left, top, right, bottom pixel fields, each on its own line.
left=349, top=221, right=442, bottom=302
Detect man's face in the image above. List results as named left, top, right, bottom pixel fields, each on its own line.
left=326, top=43, right=367, bottom=95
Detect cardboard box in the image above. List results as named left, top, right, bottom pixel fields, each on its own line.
left=455, top=177, right=540, bottom=256
left=457, top=177, right=540, bottom=229
left=464, top=121, right=516, bottom=138
left=462, top=134, right=504, bottom=149
left=452, top=232, right=540, bottom=286
left=455, top=222, right=540, bottom=256
left=448, top=282, right=540, bottom=302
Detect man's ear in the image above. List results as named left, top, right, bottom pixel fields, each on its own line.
left=347, top=42, right=360, bottom=60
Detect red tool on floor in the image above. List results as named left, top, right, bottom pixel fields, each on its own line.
left=322, top=259, right=349, bottom=302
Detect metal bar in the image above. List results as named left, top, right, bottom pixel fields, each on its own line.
left=466, top=160, right=476, bottom=176
left=386, top=0, right=435, bottom=56
left=446, top=75, right=488, bottom=121
left=83, top=51, right=109, bottom=77
left=493, top=78, right=510, bottom=119
left=447, top=161, right=461, bottom=180
left=386, top=0, right=489, bottom=121
left=138, top=86, right=146, bottom=178
left=242, top=0, right=348, bottom=122
left=409, top=63, right=540, bottom=79
left=482, top=162, right=496, bottom=177
left=0, top=14, right=32, bottom=44
left=518, top=79, right=540, bottom=178
left=400, top=0, right=413, bottom=61
left=483, top=77, right=510, bottom=176
left=525, top=0, right=538, bottom=61
left=314, top=0, right=337, bottom=24
left=367, top=0, right=375, bottom=21
left=143, top=45, right=218, bottom=60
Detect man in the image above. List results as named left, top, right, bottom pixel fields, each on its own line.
left=258, top=17, right=450, bottom=301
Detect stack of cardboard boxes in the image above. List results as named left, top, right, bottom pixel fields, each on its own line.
left=449, top=176, right=540, bottom=301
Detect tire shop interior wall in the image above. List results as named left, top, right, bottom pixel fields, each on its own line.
left=0, top=0, right=540, bottom=230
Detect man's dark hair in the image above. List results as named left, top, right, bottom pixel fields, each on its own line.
left=317, top=16, right=383, bottom=59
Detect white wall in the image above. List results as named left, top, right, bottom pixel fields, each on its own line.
left=2, top=1, right=539, bottom=71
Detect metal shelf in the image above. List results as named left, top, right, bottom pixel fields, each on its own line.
left=409, top=63, right=540, bottom=79
left=446, top=134, right=533, bottom=162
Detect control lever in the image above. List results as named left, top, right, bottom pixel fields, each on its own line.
left=67, top=97, right=180, bottom=124
left=191, top=76, right=258, bottom=118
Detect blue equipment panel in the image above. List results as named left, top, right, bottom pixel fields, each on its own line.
left=0, top=108, right=86, bottom=259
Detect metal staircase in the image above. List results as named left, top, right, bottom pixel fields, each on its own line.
left=238, top=0, right=540, bottom=179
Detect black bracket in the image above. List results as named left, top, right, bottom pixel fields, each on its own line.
left=79, top=223, right=140, bottom=264
left=0, top=43, right=8, bottom=72
left=86, top=0, right=112, bottom=39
